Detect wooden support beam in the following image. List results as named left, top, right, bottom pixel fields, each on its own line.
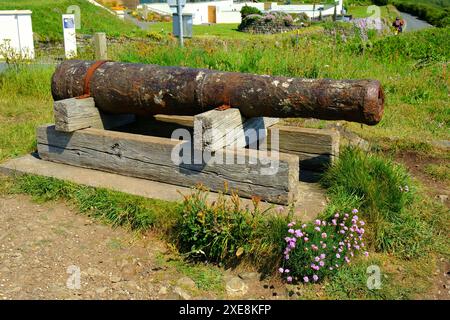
left=193, top=108, right=279, bottom=152
left=37, top=125, right=299, bottom=204
left=267, top=125, right=340, bottom=171
left=54, top=97, right=135, bottom=132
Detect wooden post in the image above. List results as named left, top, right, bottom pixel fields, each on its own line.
left=93, top=32, right=107, bottom=60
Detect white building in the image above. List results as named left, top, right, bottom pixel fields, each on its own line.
left=0, top=10, right=35, bottom=59
left=140, top=0, right=343, bottom=25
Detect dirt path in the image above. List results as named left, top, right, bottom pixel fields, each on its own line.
left=400, top=12, right=433, bottom=32
left=0, top=195, right=285, bottom=300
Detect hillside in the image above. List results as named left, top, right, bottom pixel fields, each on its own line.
left=0, top=0, right=144, bottom=41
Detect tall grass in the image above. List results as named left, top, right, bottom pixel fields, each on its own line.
left=320, top=147, right=446, bottom=259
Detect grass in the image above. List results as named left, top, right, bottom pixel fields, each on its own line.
left=424, top=163, right=450, bottom=181
left=149, top=22, right=323, bottom=40
left=0, top=0, right=144, bottom=41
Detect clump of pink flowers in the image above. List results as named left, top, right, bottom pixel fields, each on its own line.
left=279, top=209, right=368, bottom=284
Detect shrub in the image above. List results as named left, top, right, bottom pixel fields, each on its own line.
left=279, top=210, right=368, bottom=283
left=175, top=187, right=288, bottom=266
left=240, top=5, right=262, bottom=19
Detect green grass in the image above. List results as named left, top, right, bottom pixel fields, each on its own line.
left=0, top=0, right=144, bottom=41
left=424, top=163, right=450, bottom=181
left=321, top=147, right=448, bottom=259
left=149, top=22, right=322, bottom=40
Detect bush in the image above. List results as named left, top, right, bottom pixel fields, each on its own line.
left=176, top=187, right=288, bottom=266
left=240, top=5, right=262, bottom=19
left=279, top=211, right=369, bottom=283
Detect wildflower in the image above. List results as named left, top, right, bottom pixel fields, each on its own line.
left=287, top=276, right=293, bottom=282
left=364, top=251, right=369, bottom=257
left=336, top=253, right=341, bottom=258
left=404, top=185, right=409, bottom=192
left=303, top=276, right=309, bottom=283
left=338, top=248, right=343, bottom=253
left=294, top=230, right=303, bottom=238
left=320, top=253, right=326, bottom=259
left=276, top=206, right=285, bottom=213
left=352, top=215, right=359, bottom=221
left=329, top=267, right=333, bottom=271
left=322, top=220, right=327, bottom=226
left=314, top=226, right=321, bottom=232
left=315, top=219, right=321, bottom=226
left=319, top=261, right=325, bottom=267
left=340, top=230, right=345, bottom=234
left=302, top=224, right=307, bottom=229
left=344, top=213, right=349, bottom=218
left=352, top=209, right=358, bottom=214
left=322, top=243, right=327, bottom=249
left=288, top=229, right=295, bottom=234
left=360, top=221, right=365, bottom=226
left=334, top=213, right=339, bottom=218
left=285, top=254, right=289, bottom=260
left=304, top=237, right=309, bottom=242
left=278, top=268, right=284, bottom=273
left=311, top=244, right=318, bottom=251
left=321, top=232, right=327, bottom=239
left=285, top=269, right=290, bottom=273
left=314, top=256, right=320, bottom=262
left=345, top=256, right=350, bottom=263
left=331, top=219, right=337, bottom=226
left=312, top=275, right=319, bottom=282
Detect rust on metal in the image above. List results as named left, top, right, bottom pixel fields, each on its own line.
left=52, top=60, right=385, bottom=125
left=75, top=60, right=109, bottom=99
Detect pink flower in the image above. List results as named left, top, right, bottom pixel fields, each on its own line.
left=334, top=213, right=339, bottom=218
left=322, top=220, right=327, bottom=226
left=287, top=276, right=293, bottom=282
left=312, top=275, right=319, bottom=282
left=278, top=268, right=284, bottom=273
left=314, top=226, right=321, bottom=232
left=340, top=230, right=345, bottom=234
left=311, top=244, right=318, bottom=251
left=304, top=237, right=309, bottom=242
left=315, top=219, right=321, bottom=226
left=322, top=243, right=327, bottom=249
left=344, top=213, right=349, bottom=218
left=303, top=276, right=309, bottom=283
left=294, top=230, right=303, bottom=238
left=285, top=254, right=289, bottom=260
left=288, top=229, right=295, bottom=234
left=331, top=219, right=337, bottom=225
left=321, top=233, right=327, bottom=238
left=352, top=209, right=358, bottom=214
left=352, top=215, right=359, bottom=221
left=302, top=224, right=307, bottom=229
left=288, top=221, right=296, bottom=227
left=314, top=256, right=320, bottom=262
left=364, top=251, right=369, bottom=257
left=320, top=253, right=326, bottom=259
left=336, top=253, right=341, bottom=258
left=276, top=206, right=285, bottom=213
left=284, top=269, right=290, bottom=273
left=319, top=261, right=325, bottom=267
left=360, top=221, right=365, bottom=226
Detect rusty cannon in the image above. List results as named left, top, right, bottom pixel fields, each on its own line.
left=51, top=60, right=385, bottom=125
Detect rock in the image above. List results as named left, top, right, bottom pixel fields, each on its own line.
left=158, top=286, right=168, bottom=295
left=226, top=276, right=248, bottom=297
left=173, top=286, right=191, bottom=300
left=110, top=275, right=121, bottom=283
left=238, top=272, right=260, bottom=281
left=121, top=265, right=137, bottom=280
left=431, top=140, right=450, bottom=151
left=327, top=123, right=370, bottom=151
left=95, top=287, right=108, bottom=294
left=176, top=277, right=196, bottom=289
left=436, top=195, right=448, bottom=204
left=87, top=267, right=103, bottom=277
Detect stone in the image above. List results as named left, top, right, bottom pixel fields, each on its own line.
left=95, top=287, right=108, bottom=294
left=121, top=264, right=137, bottom=280
left=87, top=267, right=103, bottom=277
left=225, top=276, right=249, bottom=297
left=238, top=272, right=260, bottom=281
left=436, top=195, right=448, bottom=204
left=158, top=286, right=168, bottom=295
left=176, top=277, right=196, bottom=289
left=173, top=286, right=191, bottom=300
left=110, top=275, right=121, bottom=283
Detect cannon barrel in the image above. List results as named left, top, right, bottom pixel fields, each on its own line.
left=51, top=60, right=384, bottom=125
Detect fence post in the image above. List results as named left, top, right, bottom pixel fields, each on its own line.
left=93, top=32, right=107, bottom=60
